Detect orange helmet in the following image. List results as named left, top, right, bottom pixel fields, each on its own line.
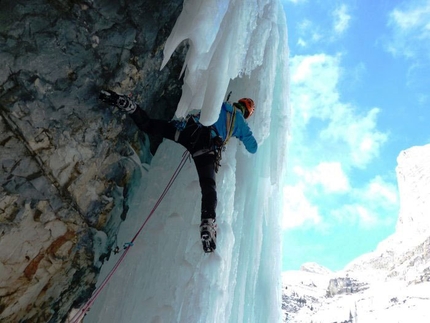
left=238, top=98, right=255, bottom=119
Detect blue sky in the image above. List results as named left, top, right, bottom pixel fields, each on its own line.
left=281, top=0, right=430, bottom=271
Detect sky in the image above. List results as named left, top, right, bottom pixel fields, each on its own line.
left=280, top=0, right=430, bottom=271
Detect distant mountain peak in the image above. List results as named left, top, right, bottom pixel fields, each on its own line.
left=300, top=262, right=333, bottom=275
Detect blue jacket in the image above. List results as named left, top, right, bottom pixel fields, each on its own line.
left=212, top=102, right=258, bottom=154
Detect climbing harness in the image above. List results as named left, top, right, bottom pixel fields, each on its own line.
left=69, top=151, right=191, bottom=323
left=173, top=97, right=237, bottom=173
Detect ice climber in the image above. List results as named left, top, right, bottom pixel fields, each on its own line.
left=99, top=90, right=258, bottom=253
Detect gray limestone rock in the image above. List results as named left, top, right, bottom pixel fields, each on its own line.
left=0, top=0, right=186, bottom=321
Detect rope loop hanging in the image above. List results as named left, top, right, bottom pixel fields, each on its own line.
left=70, top=151, right=191, bottom=323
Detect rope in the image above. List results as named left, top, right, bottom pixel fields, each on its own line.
left=69, top=150, right=191, bottom=323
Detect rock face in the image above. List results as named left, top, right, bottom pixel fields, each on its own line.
left=395, top=145, right=430, bottom=242
left=0, top=1, right=186, bottom=322
left=282, top=144, right=430, bottom=322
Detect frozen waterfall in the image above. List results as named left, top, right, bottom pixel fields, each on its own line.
left=82, top=0, right=289, bottom=322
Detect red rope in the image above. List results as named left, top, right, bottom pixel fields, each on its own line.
left=70, top=151, right=190, bottom=323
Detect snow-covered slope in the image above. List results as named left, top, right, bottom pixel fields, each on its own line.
left=82, top=1, right=289, bottom=323
left=282, top=144, right=430, bottom=322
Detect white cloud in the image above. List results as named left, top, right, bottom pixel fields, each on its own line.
left=329, top=176, right=399, bottom=228
left=294, top=162, right=350, bottom=193
left=283, top=173, right=399, bottom=231
left=290, top=54, right=340, bottom=123
left=320, top=106, right=388, bottom=168
left=385, top=0, right=430, bottom=102
left=291, top=5, right=351, bottom=47
left=387, top=0, right=430, bottom=59
left=333, top=4, right=351, bottom=35
left=314, top=162, right=350, bottom=192
left=293, top=17, right=334, bottom=48
left=331, top=204, right=379, bottom=228
left=282, top=185, right=322, bottom=229
left=283, top=0, right=307, bottom=4
left=362, top=176, right=399, bottom=206
left=390, top=2, right=430, bottom=30
left=297, top=38, right=307, bottom=47
left=292, top=54, right=329, bottom=83
left=290, top=54, right=388, bottom=168
left=284, top=51, right=396, bottom=232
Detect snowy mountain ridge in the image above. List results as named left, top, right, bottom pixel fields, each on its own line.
left=282, top=144, right=430, bottom=322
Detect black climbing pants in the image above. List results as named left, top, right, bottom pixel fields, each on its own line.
left=130, top=108, right=217, bottom=220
